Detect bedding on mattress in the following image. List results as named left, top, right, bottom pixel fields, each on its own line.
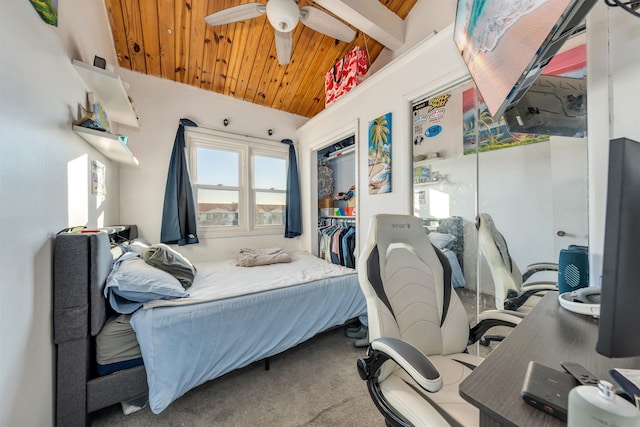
left=127, top=251, right=366, bottom=414
left=95, top=314, right=143, bottom=376
left=441, top=248, right=466, bottom=288
left=143, top=251, right=357, bottom=309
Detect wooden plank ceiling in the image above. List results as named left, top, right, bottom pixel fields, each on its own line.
left=104, top=0, right=417, bottom=118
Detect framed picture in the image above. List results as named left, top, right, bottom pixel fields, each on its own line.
left=91, top=160, right=106, bottom=196
left=413, top=165, right=430, bottom=184
left=368, top=112, right=392, bottom=194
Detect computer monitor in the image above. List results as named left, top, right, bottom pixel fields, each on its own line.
left=453, top=0, right=597, bottom=119
left=596, top=137, right=640, bottom=358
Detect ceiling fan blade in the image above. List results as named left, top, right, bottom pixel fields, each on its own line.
left=274, top=30, right=292, bottom=65
left=204, top=3, right=266, bottom=26
left=299, top=6, right=356, bottom=43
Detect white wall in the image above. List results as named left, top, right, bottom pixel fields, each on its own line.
left=367, top=0, right=457, bottom=76
left=117, top=69, right=308, bottom=262
left=0, top=1, right=123, bottom=425
left=298, top=25, right=469, bottom=257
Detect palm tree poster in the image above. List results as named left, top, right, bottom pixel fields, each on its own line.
left=368, top=113, right=392, bottom=194
left=462, top=88, right=549, bottom=155
left=30, top=0, right=58, bottom=26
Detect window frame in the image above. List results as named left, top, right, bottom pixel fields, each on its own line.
left=186, top=127, right=288, bottom=238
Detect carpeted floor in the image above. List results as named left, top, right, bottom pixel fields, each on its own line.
left=91, top=324, right=381, bottom=426
left=90, top=289, right=505, bottom=426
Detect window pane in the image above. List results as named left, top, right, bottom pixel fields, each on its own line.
left=255, top=191, right=285, bottom=226
left=197, top=148, right=239, bottom=186
left=197, top=188, right=239, bottom=227
left=254, top=156, right=286, bottom=190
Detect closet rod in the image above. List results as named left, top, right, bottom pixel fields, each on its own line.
left=323, top=146, right=355, bottom=162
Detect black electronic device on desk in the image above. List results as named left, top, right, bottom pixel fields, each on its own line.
left=521, top=361, right=579, bottom=422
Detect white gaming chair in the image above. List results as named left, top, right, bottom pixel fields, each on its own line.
left=357, top=214, right=521, bottom=427
left=476, top=213, right=558, bottom=314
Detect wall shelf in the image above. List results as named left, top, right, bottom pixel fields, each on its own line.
left=414, top=179, right=447, bottom=187
left=413, top=157, right=443, bottom=167
left=72, top=59, right=139, bottom=128
left=73, top=126, right=139, bottom=167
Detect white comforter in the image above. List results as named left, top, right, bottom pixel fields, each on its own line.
left=143, top=251, right=356, bottom=309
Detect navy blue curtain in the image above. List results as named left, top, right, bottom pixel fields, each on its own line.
left=160, top=118, right=199, bottom=246
left=281, top=139, right=302, bottom=238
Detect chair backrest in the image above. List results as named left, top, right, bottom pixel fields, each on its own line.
left=477, top=213, right=522, bottom=309
left=358, top=214, right=470, bottom=369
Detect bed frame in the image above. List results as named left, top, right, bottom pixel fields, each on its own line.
left=53, top=226, right=364, bottom=425
left=53, top=226, right=147, bottom=427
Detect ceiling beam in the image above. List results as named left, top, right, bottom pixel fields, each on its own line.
left=314, top=0, right=405, bottom=51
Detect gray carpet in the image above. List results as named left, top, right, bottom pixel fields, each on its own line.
left=90, top=325, right=382, bottom=427
left=90, top=289, right=503, bottom=426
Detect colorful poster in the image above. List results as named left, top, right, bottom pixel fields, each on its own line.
left=462, top=43, right=586, bottom=154
left=368, top=113, right=392, bottom=194
left=30, top=0, right=58, bottom=26
left=412, top=93, right=451, bottom=146
left=462, top=88, right=550, bottom=155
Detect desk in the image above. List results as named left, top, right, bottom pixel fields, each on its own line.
left=459, top=292, right=640, bottom=426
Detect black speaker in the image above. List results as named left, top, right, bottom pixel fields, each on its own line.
left=93, top=56, right=106, bottom=69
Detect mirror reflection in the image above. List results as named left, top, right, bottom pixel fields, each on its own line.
left=412, top=33, right=589, bottom=356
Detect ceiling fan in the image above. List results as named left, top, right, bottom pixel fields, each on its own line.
left=204, top=0, right=356, bottom=65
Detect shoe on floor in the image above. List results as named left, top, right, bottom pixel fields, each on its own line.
left=346, top=326, right=367, bottom=339
left=353, top=332, right=369, bottom=348
left=345, top=325, right=362, bottom=335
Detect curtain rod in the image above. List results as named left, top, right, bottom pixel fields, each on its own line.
left=190, top=123, right=297, bottom=146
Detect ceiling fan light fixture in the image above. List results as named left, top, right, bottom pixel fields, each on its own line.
left=266, top=0, right=300, bottom=32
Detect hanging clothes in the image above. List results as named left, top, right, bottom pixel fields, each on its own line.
left=318, top=218, right=356, bottom=267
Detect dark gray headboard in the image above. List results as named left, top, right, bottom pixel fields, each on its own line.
left=53, top=225, right=139, bottom=338
left=53, top=225, right=146, bottom=427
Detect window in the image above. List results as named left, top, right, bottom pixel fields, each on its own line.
left=253, top=155, right=287, bottom=226
left=187, top=128, right=288, bottom=237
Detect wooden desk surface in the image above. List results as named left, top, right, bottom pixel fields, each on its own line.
left=459, top=292, right=640, bottom=427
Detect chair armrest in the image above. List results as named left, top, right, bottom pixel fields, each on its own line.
left=469, top=311, right=521, bottom=344
left=522, top=262, right=558, bottom=281
left=478, top=309, right=526, bottom=322
left=521, top=283, right=557, bottom=291
left=523, top=269, right=558, bottom=287
left=504, top=287, right=556, bottom=311
left=358, top=337, right=442, bottom=393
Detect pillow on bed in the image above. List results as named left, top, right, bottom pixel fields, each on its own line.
left=105, top=252, right=189, bottom=314
left=142, top=244, right=196, bottom=289
left=428, top=232, right=456, bottom=250
left=122, top=238, right=151, bottom=255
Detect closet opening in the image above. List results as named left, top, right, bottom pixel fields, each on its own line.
left=315, top=134, right=357, bottom=268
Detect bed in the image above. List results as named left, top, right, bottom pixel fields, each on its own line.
left=53, top=226, right=366, bottom=425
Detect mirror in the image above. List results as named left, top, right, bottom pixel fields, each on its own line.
left=412, top=79, right=481, bottom=353
left=412, top=33, right=589, bottom=356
